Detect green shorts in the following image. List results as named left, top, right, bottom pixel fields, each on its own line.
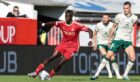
left=97, top=44, right=109, bottom=51
left=109, top=40, right=132, bottom=53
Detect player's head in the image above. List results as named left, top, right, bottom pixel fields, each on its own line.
left=65, top=10, right=73, bottom=22
left=102, top=14, right=110, bottom=24
left=123, top=1, right=131, bottom=15
left=13, top=6, right=20, bottom=15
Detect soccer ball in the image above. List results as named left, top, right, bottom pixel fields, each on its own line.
left=38, top=70, right=50, bottom=80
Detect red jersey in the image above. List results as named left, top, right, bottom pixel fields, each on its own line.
left=55, top=21, right=88, bottom=45
left=55, top=21, right=88, bottom=60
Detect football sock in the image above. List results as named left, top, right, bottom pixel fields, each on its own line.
left=111, top=60, right=121, bottom=76
left=35, top=64, right=44, bottom=74
left=123, top=61, right=134, bottom=76
left=105, top=60, right=112, bottom=76
left=49, top=69, right=56, bottom=77
left=95, top=57, right=109, bottom=76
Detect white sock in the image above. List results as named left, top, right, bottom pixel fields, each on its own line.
left=94, top=58, right=109, bottom=77
left=112, top=63, right=120, bottom=77
left=123, top=61, right=134, bottom=77
left=106, top=62, right=112, bottom=76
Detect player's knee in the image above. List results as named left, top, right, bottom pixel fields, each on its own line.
left=130, top=56, right=136, bottom=61
left=129, top=54, right=136, bottom=61
left=129, top=53, right=136, bottom=61
left=106, top=51, right=114, bottom=59
left=110, top=55, right=115, bottom=60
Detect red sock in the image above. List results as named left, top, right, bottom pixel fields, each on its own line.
left=49, top=69, right=55, bottom=77
left=35, top=64, right=44, bottom=74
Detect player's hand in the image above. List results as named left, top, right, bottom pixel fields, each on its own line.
left=93, top=45, right=97, bottom=51
left=88, top=41, right=92, bottom=47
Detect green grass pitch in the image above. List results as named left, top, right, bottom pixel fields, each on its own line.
left=0, top=75, right=139, bottom=82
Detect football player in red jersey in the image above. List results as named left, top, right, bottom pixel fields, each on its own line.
left=28, top=10, right=93, bottom=79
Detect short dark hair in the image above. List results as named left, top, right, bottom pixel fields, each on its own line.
left=103, top=13, right=110, bottom=17
left=65, top=10, right=73, bottom=16
left=124, top=1, right=131, bottom=6
left=13, top=6, right=19, bottom=9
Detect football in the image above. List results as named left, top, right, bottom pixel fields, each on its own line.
left=38, top=70, right=50, bottom=80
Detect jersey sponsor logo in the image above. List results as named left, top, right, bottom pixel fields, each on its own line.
left=63, top=31, right=75, bottom=35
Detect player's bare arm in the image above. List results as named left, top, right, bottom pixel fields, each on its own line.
left=108, top=23, right=116, bottom=44
left=93, top=30, right=97, bottom=51
left=86, top=28, right=93, bottom=47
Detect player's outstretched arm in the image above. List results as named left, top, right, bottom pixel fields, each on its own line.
left=87, top=28, right=93, bottom=47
